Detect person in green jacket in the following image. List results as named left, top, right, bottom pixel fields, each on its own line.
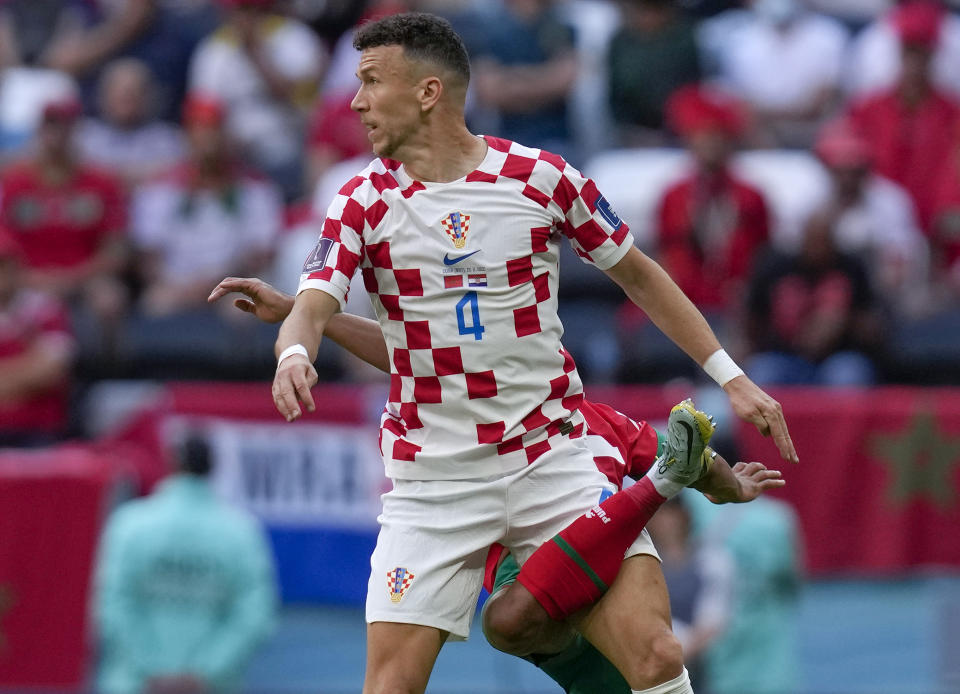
left=94, top=435, right=277, bottom=693
left=684, top=492, right=802, bottom=694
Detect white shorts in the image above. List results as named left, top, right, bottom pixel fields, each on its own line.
left=366, top=434, right=659, bottom=640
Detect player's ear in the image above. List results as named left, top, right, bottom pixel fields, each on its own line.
left=418, top=75, right=443, bottom=112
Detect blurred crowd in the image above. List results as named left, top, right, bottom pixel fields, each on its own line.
left=3, top=0, right=960, bottom=447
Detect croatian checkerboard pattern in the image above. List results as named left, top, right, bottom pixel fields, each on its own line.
left=299, top=137, right=633, bottom=480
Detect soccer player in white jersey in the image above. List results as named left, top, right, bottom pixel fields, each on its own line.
left=211, top=275, right=788, bottom=694
left=266, top=13, right=797, bottom=694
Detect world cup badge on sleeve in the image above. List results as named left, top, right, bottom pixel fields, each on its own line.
left=441, top=211, right=470, bottom=249
left=387, top=566, right=415, bottom=603
left=302, top=237, right=335, bottom=273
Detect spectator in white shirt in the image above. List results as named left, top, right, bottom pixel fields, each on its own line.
left=805, top=0, right=892, bottom=27
left=131, top=94, right=282, bottom=318
left=76, top=58, right=186, bottom=186
left=812, top=118, right=932, bottom=317
left=188, top=0, right=325, bottom=200
left=709, top=0, right=851, bottom=147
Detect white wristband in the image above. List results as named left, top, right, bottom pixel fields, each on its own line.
left=277, top=343, right=309, bottom=368
left=702, top=349, right=745, bottom=387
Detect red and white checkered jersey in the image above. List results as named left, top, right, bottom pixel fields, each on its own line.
left=298, top=136, right=634, bottom=480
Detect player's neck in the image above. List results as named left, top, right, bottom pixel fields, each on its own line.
left=399, top=126, right=487, bottom=183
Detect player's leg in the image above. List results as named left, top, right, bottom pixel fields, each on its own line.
left=363, top=476, right=502, bottom=694
left=363, top=622, right=447, bottom=694
left=483, top=552, right=688, bottom=693
left=572, top=554, right=690, bottom=693
left=516, top=400, right=715, bottom=619
left=482, top=548, right=631, bottom=694
left=490, top=401, right=713, bottom=692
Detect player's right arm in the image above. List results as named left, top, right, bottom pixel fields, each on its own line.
left=210, top=276, right=391, bottom=373
left=273, top=289, right=338, bottom=422
left=274, top=167, right=374, bottom=420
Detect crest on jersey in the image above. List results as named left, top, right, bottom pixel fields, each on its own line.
left=387, top=566, right=415, bottom=603
left=441, top=211, right=470, bottom=249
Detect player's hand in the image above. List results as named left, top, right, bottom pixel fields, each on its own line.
left=705, top=461, right=785, bottom=504
left=723, top=375, right=799, bottom=464
left=208, top=277, right=294, bottom=324
left=272, top=354, right=318, bottom=422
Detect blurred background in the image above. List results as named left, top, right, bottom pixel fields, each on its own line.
left=0, top=0, right=958, bottom=692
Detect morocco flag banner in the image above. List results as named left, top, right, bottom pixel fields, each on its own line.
left=0, top=448, right=118, bottom=688
left=737, top=388, right=960, bottom=574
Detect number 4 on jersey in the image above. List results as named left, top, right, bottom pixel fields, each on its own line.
left=456, top=291, right=485, bottom=340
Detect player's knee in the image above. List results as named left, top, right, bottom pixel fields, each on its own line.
left=621, top=629, right=684, bottom=689
left=481, top=589, right=544, bottom=655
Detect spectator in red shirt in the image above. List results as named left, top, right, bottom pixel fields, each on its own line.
left=0, top=230, right=75, bottom=446
left=0, top=96, right=129, bottom=358
left=616, top=86, right=768, bottom=382
left=846, top=1, right=960, bottom=232
left=657, top=85, right=770, bottom=315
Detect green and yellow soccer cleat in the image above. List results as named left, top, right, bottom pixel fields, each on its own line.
left=652, top=399, right=716, bottom=493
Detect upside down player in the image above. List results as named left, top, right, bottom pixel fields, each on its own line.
left=210, top=276, right=787, bottom=694
left=256, top=13, right=797, bottom=694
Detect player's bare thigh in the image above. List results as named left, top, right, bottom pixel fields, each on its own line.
left=572, top=554, right=683, bottom=689
left=364, top=621, right=448, bottom=694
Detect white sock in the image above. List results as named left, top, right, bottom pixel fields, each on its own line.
left=644, top=462, right=684, bottom=499
left=632, top=666, right=694, bottom=694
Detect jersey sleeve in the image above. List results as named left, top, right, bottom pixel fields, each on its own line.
left=296, top=176, right=367, bottom=310
left=555, top=165, right=634, bottom=271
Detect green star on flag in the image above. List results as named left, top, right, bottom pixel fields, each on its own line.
left=870, top=410, right=960, bottom=510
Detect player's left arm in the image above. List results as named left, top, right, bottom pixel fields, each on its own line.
left=689, top=452, right=785, bottom=504
left=604, top=246, right=798, bottom=464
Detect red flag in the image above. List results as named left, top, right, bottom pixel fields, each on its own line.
left=737, top=387, right=960, bottom=574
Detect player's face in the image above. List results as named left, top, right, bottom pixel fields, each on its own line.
left=351, top=45, right=424, bottom=159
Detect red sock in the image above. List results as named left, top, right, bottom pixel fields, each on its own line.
left=517, top=477, right=666, bottom=620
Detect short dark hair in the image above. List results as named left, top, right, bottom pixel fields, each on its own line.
left=178, top=434, right=213, bottom=477
left=353, top=12, right=470, bottom=86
